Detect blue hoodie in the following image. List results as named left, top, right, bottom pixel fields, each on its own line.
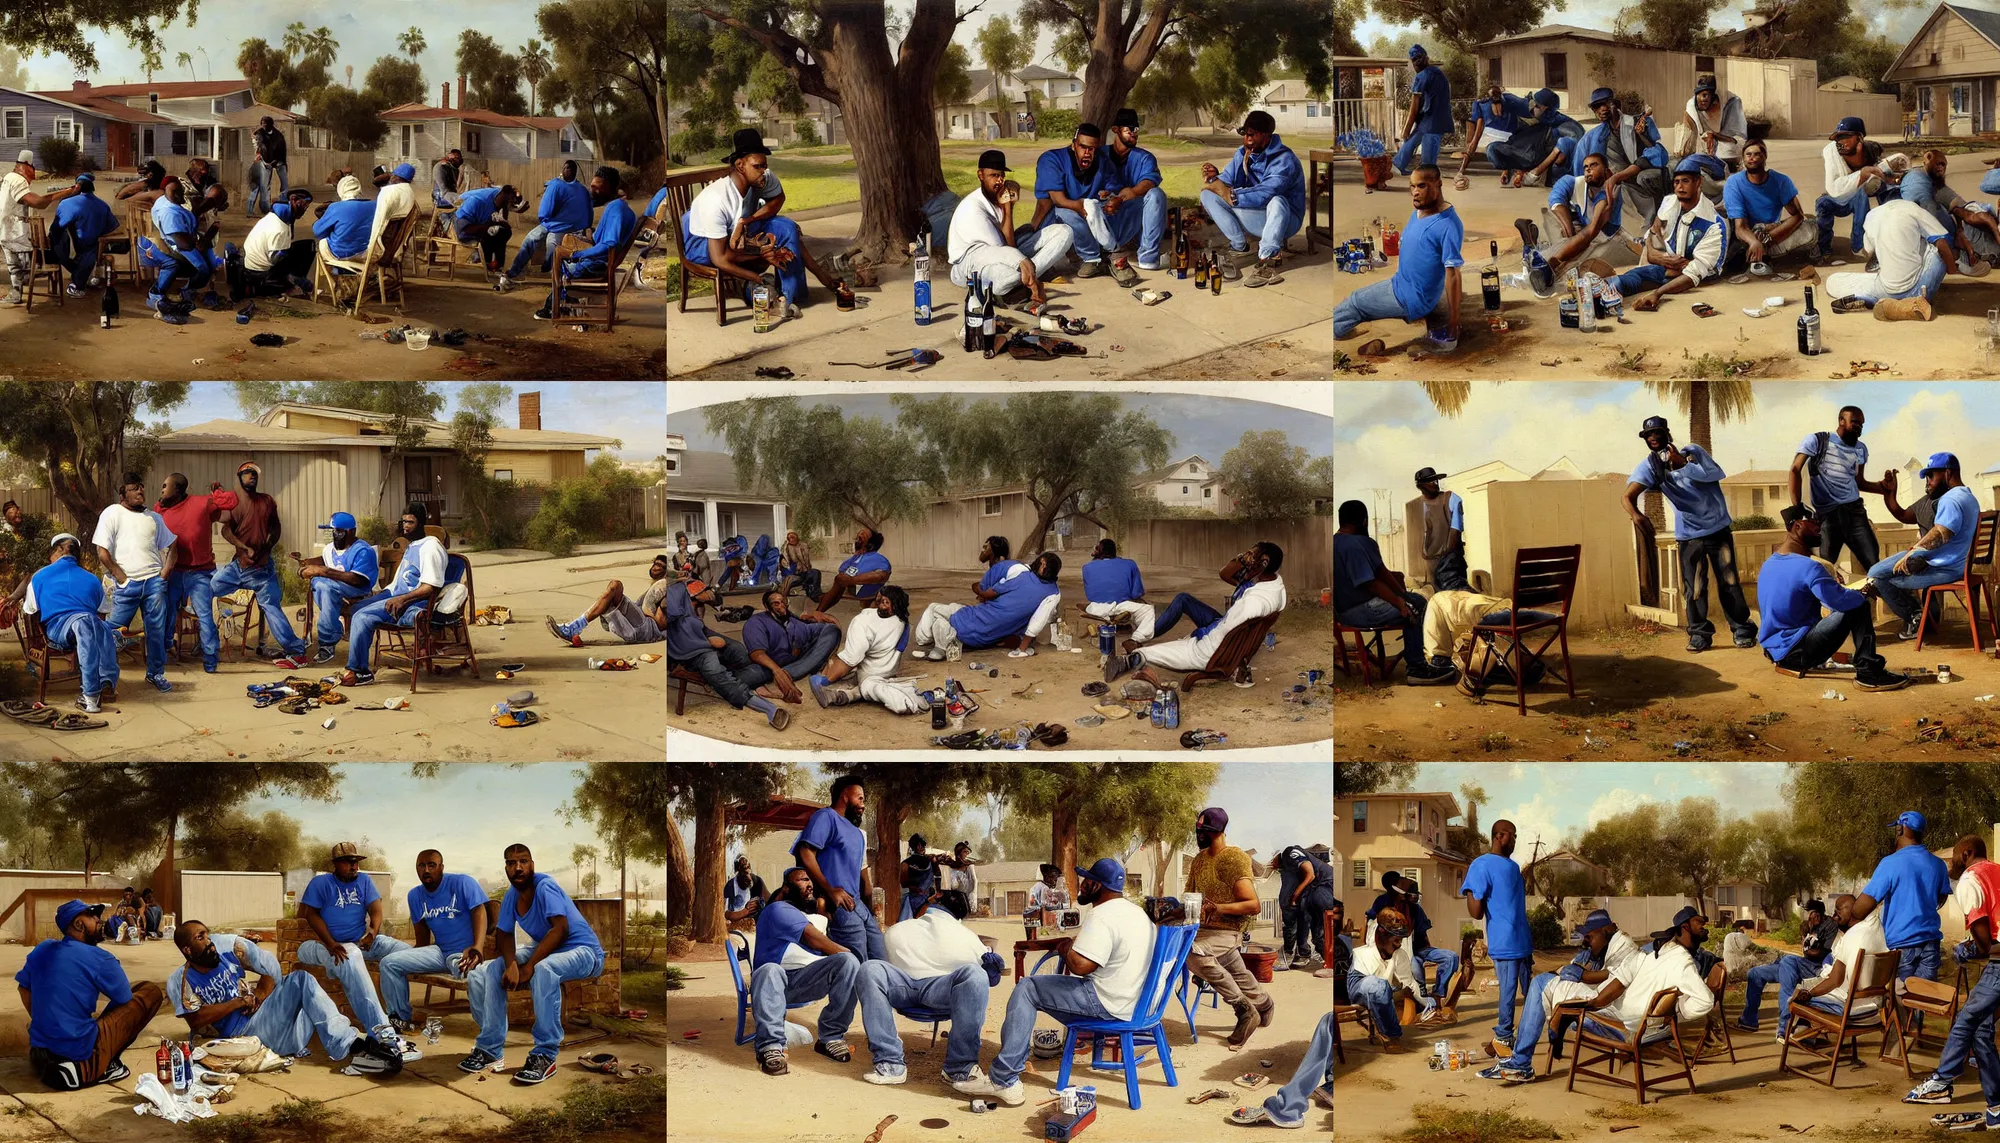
left=1218, top=134, right=1306, bottom=217
left=664, top=582, right=719, bottom=661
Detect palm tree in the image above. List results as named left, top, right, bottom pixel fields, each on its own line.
left=303, top=28, right=339, bottom=70
left=398, top=27, right=426, bottom=61
left=1417, top=381, right=1476, bottom=418
left=519, top=39, right=552, bottom=117
left=141, top=46, right=163, bottom=83
left=282, top=21, right=309, bottom=63
left=176, top=52, right=194, bottom=81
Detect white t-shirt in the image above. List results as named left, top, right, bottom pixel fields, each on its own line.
left=1815, top=913, right=1889, bottom=1014
left=836, top=608, right=906, bottom=685
left=1027, top=881, right=1067, bottom=919
left=1140, top=577, right=1289, bottom=672
left=1958, top=863, right=1989, bottom=917
left=884, top=910, right=987, bottom=979
left=685, top=172, right=782, bottom=242
left=1863, top=198, right=1949, bottom=296
left=243, top=209, right=297, bottom=272
left=1598, top=930, right=1642, bottom=979
left=0, top=171, right=31, bottom=253
left=947, top=189, right=1010, bottom=264
left=1350, top=940, right=1417, bottom=989
left=1068, top=897, right=1156, bottom=1021
left=390, top=535, right=448, bottom=594
left=91, top=505, right=176, bottom=582
left=1605, top=940, right=1714, bottom=1036
left=773, top=911, right=831, bottom=970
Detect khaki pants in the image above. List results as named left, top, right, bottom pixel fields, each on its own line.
left=1188, top=926, right=1268, bottom=1010
left=30, top=980, right=164, bottom=1090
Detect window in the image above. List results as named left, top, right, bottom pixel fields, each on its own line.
left=1203, top=487, right=1212, bottom=498
left=981, top=495, right=1002, bottom=517
left=1403, top=800, right=1420, bottom=832
left=1751, top=487, right=1764, bottom=511
left=414, top=123, right=426, bottom=134
left=466, top=129, right=481, bottom=154
left=91, top=125, right=101, bottom=143
left=142, top=128, right=155, bottom=156
left=170, top=129, right=189, bottom=155
left=1719, top=886, right=1736, bottom=905
left=1129, top=873, right=1143, bottom=893
left=1487, top=56, right=1501, bottom=83
left=718, top=510, right=736, bottom=538
left=1402, top=868, right=1421, bottom=892
left=1352, top=860, right=1368, bottom=888
left=1306, top=104, right=1319, bottom=118
left=297, top=126, right=310, bottom=148
left=1543, top=52, right=1568, bottom=91
left=1352, top=801, right=1368, bottom=833
left=1958, top=45, right=1968, bottom=61
left=1955, top=84, right=1973, bottom=115
left=1070, top=81, right=1079, bottom=93
left=1181, top=484, right=1189, bottom=494
left=1, top=108, right=23, bottom=141
left=52, top=115, right=74, bottom=142
left=663, top=456, right=679, bottom=473
left=560, top=133, right=573, bottom=153
left=493, top=469, right=514, bottom=482
left=212, top=98, right=227, bottom=115
left=400, top=125, right=413, bottom=157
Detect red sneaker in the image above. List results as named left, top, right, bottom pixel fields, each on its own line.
left=271, top=657, right=304, bottom=670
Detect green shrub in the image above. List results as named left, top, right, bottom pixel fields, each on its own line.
left=1037, top=109, right=1081, bottom=139
left=357, top=515, right=392, bottom=546
left=1460, top=921, right=1484, bottom=942
left=35, top=137, right=80, bottom=176
left=796, top=119, right=820, bottom=146
left=524, top=456, right=650, bottom=557
left=1734, top=513, right=1779, bottom=531
left=1771, top=912, right=1803, bottom=944
left=1527, top=902, right=1566, bottom=950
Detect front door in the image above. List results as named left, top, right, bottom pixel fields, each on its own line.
left=1006, top=891, right=1026, bottom=916
left=405, top=456, right=442, bottom=520
left=1954, top=83, right=1975, bottom=135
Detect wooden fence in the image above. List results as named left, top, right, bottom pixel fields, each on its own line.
left=0, top=488, right=56, bottom=517
left=205, top=150, right=379, bottom=193
left=1107, top=516, right=1333, bottom=584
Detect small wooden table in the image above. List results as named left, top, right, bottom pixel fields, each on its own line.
left=1308, top=148, right=1335, bottom=253
left=1014, top=936, right=1071, bottom=982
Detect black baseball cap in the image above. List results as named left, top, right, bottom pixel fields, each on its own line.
left=1237, top=110, right=1276, bottom=135
left=977, top=149, right=1010, bottom=172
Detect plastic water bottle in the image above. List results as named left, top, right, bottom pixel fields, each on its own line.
left=914, top=221, right=932, bottom=325
left=171, top=1040, right=189, bottom=1094
left=1150, top=692, right=1163, bottom=728
left=1165, top=689, right=1180, bottom=729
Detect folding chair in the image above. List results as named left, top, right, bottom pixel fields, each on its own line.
left=22, top=218, right=66, bottom=312
left=354, top=208, right=423, bottom=317
left=372, top=553, right=478, bottom=692
left=14, top=610, right=82, bottom=701
left=1053, top=923, right=1198, bottom=1109
left=1177, top=611, right=1281, bottom=693
left=1914, top=510, right=2000, bottom=653
left=1563, top=987, right=1696, bottom=1105
left=724, top=931, right=815, bottom=1045
left=1882, top=974, right=1962, bottom=1078
left=1778, top=946, right=1900, bottom=1087
left=665, top=165, right=732, bottom=325
left=551, top=227, right=639, bottom=332
left=1471, top=544, right=1582, bottom=715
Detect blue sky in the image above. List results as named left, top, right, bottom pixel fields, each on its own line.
left=1350, top=2, right=1941, bottom=61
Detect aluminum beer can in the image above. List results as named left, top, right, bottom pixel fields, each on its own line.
left=1098, top=624, right=1116, bottom=658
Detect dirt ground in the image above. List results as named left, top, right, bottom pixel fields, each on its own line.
left=0, top=934, right=664, bottom=1142
left=666, top=566, right=1335, bottom=753
left=663, top=916, right=1333, bottom=1142
left=2, top=175, right=665, bottom=382
left=1335, top=940, right=1972, bottom=1143
left=0, top=542, right=665, bottom=762
left=1332, top=617, right=2000, bottom=762
left=1332, top=137, right=2000, bottom=382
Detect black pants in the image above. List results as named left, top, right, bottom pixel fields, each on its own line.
left=1679, top=526, right=1756, bottom=645
left=455, top=219, right=511, bottom=268
left=1817, top=499, right=1880, bottom=572
left=236, top=239, right=315, bottom=300
left=1297, top=889, right=1334, bottom=966
left=1774, top=604, right=1884, bottom=674
left=1430, top=545, right=1469, bottom=591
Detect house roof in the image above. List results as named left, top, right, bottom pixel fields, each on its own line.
left=665, top=448, right=784, bottom=501
left=161, top=415, right=617, bottom=452
left=1017, top=64, right=1077, bottom=81
left=216, top=102, right=299, bottom=128
left=1888, top=4, right=2000, bottom=79
left=1257, top=80, right=1321, bottom=102
left=379, top=103, right=573, bottom=131
left=1721, top=469, right=1791, bottom=485
left=1481, top=23, right=1625, bottom=47
left=1134, top=455, right=1211, bottom=484
left=75, top=80, right=253, bottom=98
left=12, top=87, right=175, bottom=125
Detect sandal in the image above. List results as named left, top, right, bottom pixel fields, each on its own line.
left=934, top=730, right=982, bottom=750
left=1232, top=1073, right=1271, bottom=1090
left=13, top=707, right=59, bottom=725
left=52, top=714, right=107, bottom=731
left=578, top=1051, right=622, bottom=1076
left=1226, top=1106, right=1300, bottom=1128
left=813, top=1039, right=852, bottom=1063
left=1187, top=1088, right=1232, bottom=1105
left=493, top=710, right=541, bottom=728
left=1832, top=295, right=1871, bottom=314
left=0, top=700, right=40, bottom=718
left=1080, top=681, right=1109, bottom=697
left=759, top=1048, right=788, bottom=1076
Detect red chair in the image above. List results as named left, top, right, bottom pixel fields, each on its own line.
left=1470, top=544, right=1581, bottom=715
left=1914, top=510, right=1999, bottom=653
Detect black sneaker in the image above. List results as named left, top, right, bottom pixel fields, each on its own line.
left=1857, top=666, right=1912, bottom=691
left=1687, top=639, right=1711, bottom=653
left=1733, top=632, right=1758, bottom=649
left=101, top=1060, right=130, bottom=1084
left=1900, top=616, right=1923, bottom=640
left=532, top=304, right=553, bottom=320
left=310, top=646, right=338, bottom=666
left=1405, top=661, right=1458, bottom=686
left=459, top=1048, right=501, bottom=1073
left=513, top=1052, right=556, bottom=1084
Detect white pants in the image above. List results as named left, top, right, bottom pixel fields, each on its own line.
left=912, top=603, right=966, bottom=655
left=1023, top=592, right=1061, bottom=641
left=858, top=674, right=927, bottom=714
left=1745, top=220, right=1818, bottom=261
left=1083, top=600, right=1158, bottom=643
left=1539, top=206, right=1633, bottom=269
left=1136, top=635, right=1208, bottom=673
left=1542, top=977, right=1598, bottom=1010
left=949, top=224, right=1074, bottom=295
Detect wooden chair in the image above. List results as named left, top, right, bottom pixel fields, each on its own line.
left=22, top=218, right=66, bottom=312
left=1778, top=946, right=1900, bottom=1087
left=353, top=208, right=424, bottom=317
left=1688, top=1005, right=1738, bottom=1066
left=664, top=165, right=731, bottom=325
left=671, top=661, right=721, bottom=715
left=1471, top=544, right=1582, bottom=715
left=422, top=211, right=489, bottom=281
left=1333, top=1003, right=1367, bottom=1064
left=1882, top=974, right=1961, bottom=1078
left=1564, top=987, right=1696, bottom=1105
left=1176, top=610, right=1282, bottom=693
left=1335, top=618, right=1401, bottom=685
left=93, top=214, right=134, bottom=289
left=300, top=576, right=372, bottom=650
left=1914, top=509, right=2000, bottom=653
left=13, top=610, right=81, bottom=701
left=122, top=203, right=150, bottom=283
left=312, top=238, right=367, bottom=309
left=551, top=226, right=639, bottom=332
left=372, top=553, right=478, bottom=693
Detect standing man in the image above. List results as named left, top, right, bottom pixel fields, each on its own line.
left=899, top=835, right=940, bottom=922
left=462, top=844, right=607, bottom=1085
left=1031, top=122, right=1123, bottom=282
left=1791, top=405, right=1891, bottom=571
left=1394, top=45, right=1453, bottom=180
left=1903, top=835, right=2000, bottom=1127
left=744, top=867, right=860, bottom=1077
left=1415, top=467, right=1468, bottom=591
left=1096, top=108, right=1168, bottom=272
left=725, top=856, right=770, bottom=931
left=250, top=115, right=288, bottom=217
left=1869, top=453, right=1981, bottom=641
left=1080, top=538, right=1155, bottom=643
left=1818, top=116, right=1894, bottom=263
left=1334, top=501, right=1455, bottom=684
left=948, top=150, right=1070, bottom=312
left=1333, top=165, right=1462, bottom=352
left=1725, top=140, right=1817, bottom=269
left=334, top=504, right=448, bottom=688
left=1464, top=820, right=1533, bottom=1060
left=793, top=775, right=884, bottom=963
left=1275, top=843, right=1335, bottom=972
left=295, top=842, right=416, bottom=1057
left=300, top=511, right=379, bottom=666
left=93, top=473, right=177, bottom=693
left=1852, top=811, right=1951, bottom=1017
left=15, top=900, right=164, bottom=1091
left=1198, top=109, right=1305, bottom=286
left=212, top=460, right=310, bottom=669
left=1, top=150, right=80, bottom=307
left=1185, top=807, right=1274, bottom=1050
left=376, top=850, right=490, bottom=1035
left=1625, top=415, right=1759, bottom=653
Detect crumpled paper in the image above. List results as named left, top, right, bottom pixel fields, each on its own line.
left=132, top=1072, right=231, bottom=1122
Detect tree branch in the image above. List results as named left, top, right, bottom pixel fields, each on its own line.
left=1121, top=0, right=1177, bottom=73
left=698, top=7, right=839, bottom=104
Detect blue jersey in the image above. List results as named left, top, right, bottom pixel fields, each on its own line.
left=497, top=872, right=602, bottom=955
left=301, top=871, right=380, bottom=943
left=1081, top=556, right=1145, bottom=603
left=1034, top=145, right=1107, bottom=204
left=324, top=540, right=379, bottom=586
left=838, top=551, right=891, bottom=599
left=313, top=200, right=374, bottom=260
left=949, top=571, right=1059, bottom=646
left=1100, top=143, right=1162, bottom=194
left=794, top=805, right=867, bottom=899
left=978, top=560, right=1025, bottom=593
left=455, top=186, right=507, bottom=225
left=537, top=178, right=595, bottom=235
left=407, top=873, right=488, bottom=958
left=16, top=938, right=134, bottom=1060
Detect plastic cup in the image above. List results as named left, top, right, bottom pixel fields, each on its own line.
left=406, top=329, right=432, bottom=351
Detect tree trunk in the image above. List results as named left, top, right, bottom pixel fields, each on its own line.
left=1075, top=0, right=1178, bottom=136
left=1051, top=798, right=1079, bottom=904
left=664, top=809, right=693, bottom=932
left=1689, top=383, right=1712, bottom=452
left=872, top=788, right=908, bottom=927
left=691, top=780, right=728, bottom=943
left=150, top=811, right=179, bottom=916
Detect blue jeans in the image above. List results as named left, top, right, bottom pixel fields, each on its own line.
left=682, top=216, right=810, bottom=307
left=735, top=624, right=840, bottom=691
left=165, top=567, right=218, bottom=670
left=1412, top=946, right=1460, bottom=1002
left=1395, top=133, right=1443, bottom=174
left=825, top=901, right=886, bottom=963
left=1264, top=1010, right=1334, bottom=1125
left=1775, top=606, right=1881, bottom=674
left=1047, top=206, right=1108, bottom=262
left=1501, top=971, right=1564, bottom=1069
left=375, top=943, right=468, bottom=1024
left=1089, top=187, right=1168, bottom=265
left=1740, top=954, right=1816, bottom=1029
left=1870, top=553, right=1965, bottom=623
left=244, top=970, right=361, bottom=1059
left=1335, top=275, right=1449, bottom=340
left=1816, top=187, right=1880, bottom=256
left=1493, top=956, right=1532, bottom=1045
left=43, top=610, right=120, bottom=699
left=469, top=943, right=607, bottom=1059
left=858, top=960, right=989, bottom=1078
left=1347, top=973, right=1400, bottom=1041
left=1933, top=961, right=2000, bottom=1104
left=296, top=934, right=412, bottom=1033
left=1154, top=592, right=1223, bottom=641
left=143, top=906, right=161, bottom=937
left=506, top=222, right=559, bottom=278
left=344, top=590, right=421, bottom=674
left=749, top=952, right=858, bottom=1055
left=1614, top=262, right=1672, bottom=296
left=1338, top=594, right=1430, bottom=673
left=211, top=557, right=306, bottom=657
left=106, top=575, right=169, bottom=678
left=46, top=224, right=99, bottom=289
left=1199, top=190, right=1301, bottom=260
left=989, top=971, right=1115, bottom=1088
left=311, top=577, right=375, bottom=648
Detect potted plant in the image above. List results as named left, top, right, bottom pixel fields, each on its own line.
left=1340, top=129, right=1391, bottom=189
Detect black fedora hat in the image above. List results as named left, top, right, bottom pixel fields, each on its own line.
left=728, top=127, right=772, bottom=162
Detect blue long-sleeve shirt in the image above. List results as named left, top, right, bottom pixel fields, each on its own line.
left=664, top=582, right=719, bottom=661
left=455, top=186, right=507, bottom=225
left=55, top=191, right=115, bottom=243
left=537, top=179, right=595, bottom=235
left=570, top=197, right=637, bottom=264
left=313, top=200, right=375, bottom=260
left=1218, top=134, right=1306, bottom=217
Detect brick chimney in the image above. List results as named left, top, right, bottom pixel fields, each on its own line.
left=457, top=75, right=468, bottom=112
left=72, top=80, right=90, bottom=94
left=440, top=82, right=450, bottom=109
left=518, top=391, right=541, bottom=431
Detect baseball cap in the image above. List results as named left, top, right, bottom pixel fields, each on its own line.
left=1414, top=466, right=1447, bottom=485
left=1076, top=858, right=1126, bottom=891
left=1195, top=807, right=1229, bottom=831
left=1695, top=76, right=1718, bottom=93
left=1408, top=43, right=1427, bottom=58
left=977, top=149, right=1009, bottom=172
left=393, top=162, right=416, bottom=180
left=1673, top=156, right=1709, bottom=176
left=1237, top=110, right=1276, bottom=135
left=14, top=149, right=34, bottom=165
left=1574, top=909, right=1616, bottom=937
left=1669, top=905, right=1705, bottom=929
left=325, top=512, right=356, bottom=531
left=74, top=173, right=93, bottom=185
left=1588, top=87, right=1616, bottom=108
left=1896, top=810, right=1927, bottom=833
left=1831, top=116, right=1867, bottom=138
left=1920, top=452, right=1959, bottom=477
left=329, top=841, right=366, bottom=862
left=1533, top=88, right=1560, bottom=109
left=48, top=532, right=79, bottom=550
left=55, top=900, right=105, bottom=933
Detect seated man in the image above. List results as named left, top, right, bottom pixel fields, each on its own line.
left=20, top=534, right=121, bottom=712
left=1724, top=139, right=1817, bottom=270
left=1331, top=501, right=1451, bottom=685
left=1343, top=907, right=1423, bottom=1052
left=451, top=183, right=527, bottom=274
left=313, top=174, right=376, bottom=264
left=665, top=578, right=792, bottom=730
left=48, top=173, right=113, bottom=295
left=1577, top=88, right=1667, bottom=227
left=1818, top=116, right=1896, bottom=263
left=1723, top=920, right=1780, bottom=981
left=858, top=888, right=999, bottom=1089
left=811, top=526, right=894, bottom=618
left=294, top=842, right=418, bottom=1056
left=546, top=166, right=639, bottom=321
left=140, top=890, right=162, bottom=939
left=744, top=866, right=860, bottom=1077
left=1198, top=109, right=1305, bottom=286
left=115, top=158, right=169, bottom=210
left=949, top=150, right=1071, bottom=313
left=141, top=178, right=220, bottom=319
left=1332, top=165, right=1462, bottom=353
left=1031, top=121, right=1134, bottom=283
left=1457, top=83, right=1535, bottom=187
left=182, top=159, right=230, bottom=245
left=779, top=530, right=820, bottom=600
left=364, top=163, right=417, bottom=263
left=169, top=920, right=405, bottom=1073
left=1107, top=543, right=1288, bottom=687
left=1079, top=537, right=1156, bottom=642
left=1682, top=77, right=1747, bottom=173
left=16, top=900, right=165, bottom=1091
left=1870, top=452, right=1981, bottom=640
left=1740, top=898, right=1839, bottom=1031
left=962, top=859, right=1156, bottom=1106
left=550, top=554, right=669, bottom=647
left=1765, top=895, right=1886, bottom=1044
left=740, top=586, right=840, bottom=705
left=299, top=511, right=379, bottom=666
left=1904, top=836, right=2000, bottom=1125
left=1758, top=505, right=1905, bottom=689
left=376, top=850, right=490, bottom=1034
left=237, top=189, right=317, bottom=299
left=1366, top=875, right=1457, bottom=1019
left=499, top=162, right=594, bottom=291
left=463, top=844, right=607, bottom=1086
left=681, top=127, right=843, bottom=314
left=1514, top=89, right=1587, bottom=189
left=719, top=534, right=747, bottom=590
left=1093, top=108, right=1169, bottom=272
left=1409, top=586, right=1555, bottom=697
left=333, top=505, right=449, bottom=689
left=1529, top=907, right=1715, bottom=1062
left=1617, top=157, right=1727, bottom=312
left=724, top=856, right=770, bottom=931
left=105, top=888, right=141, bottom=941
left=909, top=552, right=1062, bottom=662
left=808, top=586, right=930, bottom=715
left=1515, top=151, right=1626, bottom=296
left=1477, top=909, right=1639, bottom=1081
left=1899, top=149, right=1998, bottom=274
left=1024, top=864, right=1068, bottom=933
left=970, top=535, right=1025, bottom=601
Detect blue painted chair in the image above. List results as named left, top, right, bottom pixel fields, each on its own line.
left=1054, top=922, right=1199, bottom=1110
left=895, top=1002, right=952, bottom=1053
left=725, top=930, right=815, bottom=1046
left=1176, top=966, right=1222, bottom=1041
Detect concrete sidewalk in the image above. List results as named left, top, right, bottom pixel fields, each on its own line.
left=667, top=206, right=1333, bottom=380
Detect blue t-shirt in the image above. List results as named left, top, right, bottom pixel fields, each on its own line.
left=1411, top=66, right=1454, bottom=135
left=497, top=872, right=603, bottom=955
left=1925, top=485, right=1982, bottom=574
left=1333, top=532, right=1383, bottom=613
left=1628, top=443, right=1734, bottom=540
left=300, top=871, right=380, bottom=943
left=407, top=873, right=487, bottom=958
left=1081, top=556, right=1145, bottom=604
left=28, top=555, right=104, bottom=627
left=1723, top=170, right=1798, bottom=225
left=151, top=196, right=197, bottom=239
left=949, top=570, right=1059, bottom=646
left=325, top=540, right=379, bottom=587
left=645, top=186, right=669, bottom=219
left=741, top=612, right=828, bottom=667
left=1100, top=143, right=1162, bottom=194
left=1862, top=844, right=1950, bottom=947
left=1472, top=93, right=1531, bottom=135
left=313, top=199, right=375, bottom=260
left=1463, top=853, right=1532, bottom=961
left=1899, top=168, right=1960, bottom=232
left=752, top=899, right=811, bottom=972
left=455, top=186, right=507, bottom=225
left=166, top=939, right=281, bottom=1039
left=838, top=550, right=892, bottom=599
left=1034, top=146, right=1107, bottom=204
left=793, top=805, right=867, bottom=900
left=1391, top=205, right=1464, bottom=322
left=537, top=178, right=595, bottom=235
left=979, top=560, right=1025, bottom=593
left=1756, top=552, right=1869, bottom=661
left=15, top=937, right=133, bottom=1059
left=1799, top=432, right=1868, bottom=509
left=55, top=191, right=116, bottom=243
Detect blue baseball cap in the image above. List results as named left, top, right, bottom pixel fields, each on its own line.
left=74, top=172, right=93, bottom=184
left=1896, top=810, right=1927, bottom=833
left=1408, top=43, right=1427, bottom=59
left=324, top=512, right=356, bottom=530
left=1574, top=909, right=1617, bottom=937
left=1076, top=858, right=1126, bottom=892
left=1673, top=156, right=1708, bottom=176
left=393, top=162, right=416, bottom=180
left=1831, top=116, right=1867, bottom=138
left=1920, top=452, right=1960, bottom=477
left=54, top=899, right=104, bottom=933
left=1533, top=88, right=1559, bottom=109
left=1588, top=87, right=1617, bottom=108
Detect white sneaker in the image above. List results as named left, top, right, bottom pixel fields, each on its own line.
left=863, top=1065, right=907, bottom=1085
left=495, top=274, right=516, bottom=293
left=956, top=1074, right=1026, bottom=1107
left=945, top=1065, right=989, bottom=1094
left=78, top=694, right=101, bottom=714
